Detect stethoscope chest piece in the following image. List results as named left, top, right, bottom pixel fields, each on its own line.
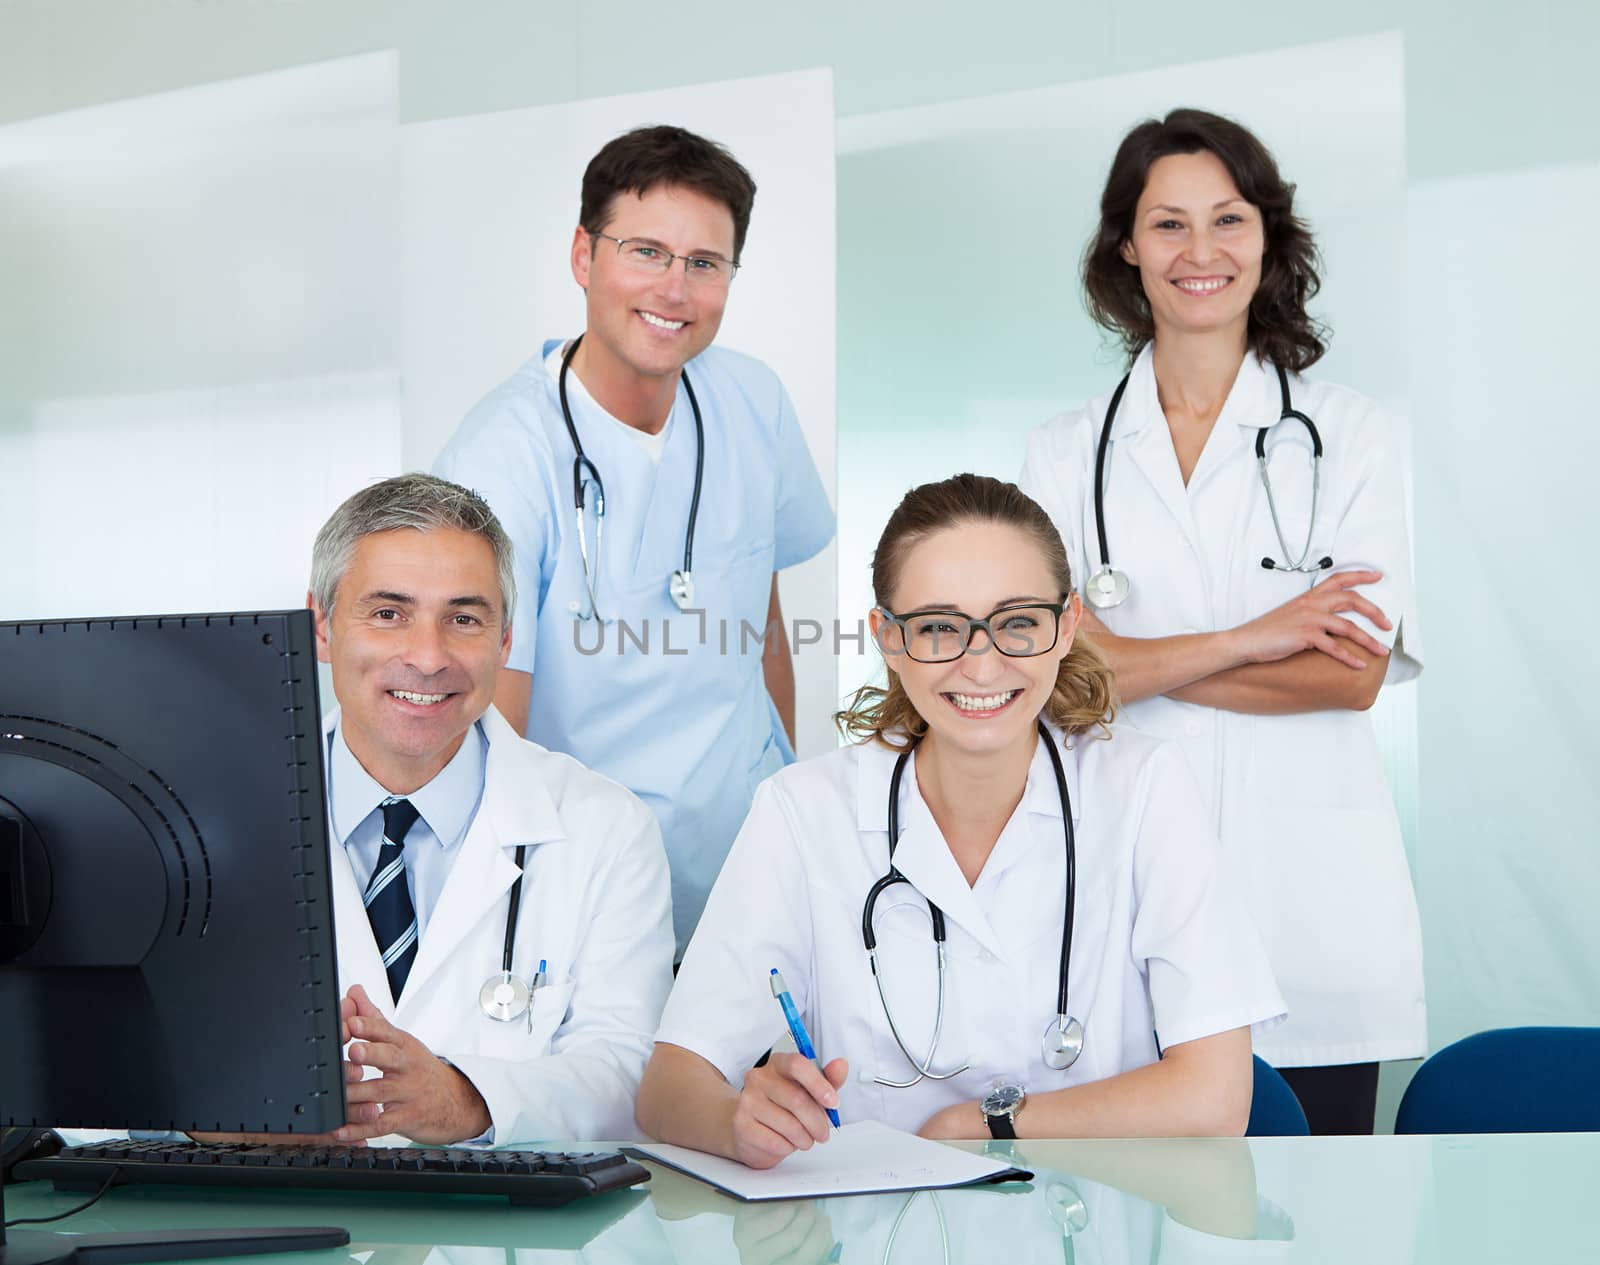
left=669, top=569, right=695, bottom=611
left=479, top=970, right=530, bottom=1023
left=1041, top=1013, right=1085, bottom=1070
left=1084, top=566, right=1129, bottom=611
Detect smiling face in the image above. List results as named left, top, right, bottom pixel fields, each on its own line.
left=1119, top=149, right=1265, bottom=345
left=869, top=520, right=1079, bottom=762
left=571, top=183, right=736, bottom=387
left=312, top=527, right=512, bottom=794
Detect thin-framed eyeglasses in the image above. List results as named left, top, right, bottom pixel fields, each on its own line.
left=588, top=231, right=740, bottom=285
left=876, top=599, right=1069, bottom=664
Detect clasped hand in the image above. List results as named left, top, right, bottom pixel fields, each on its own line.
left=334, top=983, right=492, bottom=1144
left=193, top=983, right=490, bottom=1147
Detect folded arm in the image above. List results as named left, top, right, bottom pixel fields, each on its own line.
left=919, top=1027, right=1253, bottom=1141
left=1084, top=569, right=1391, bottom=714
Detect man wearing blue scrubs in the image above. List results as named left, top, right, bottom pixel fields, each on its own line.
left=433, top=125, right=834, bottom=958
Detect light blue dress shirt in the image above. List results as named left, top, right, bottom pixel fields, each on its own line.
left=328, top=720, right=487, bottom=939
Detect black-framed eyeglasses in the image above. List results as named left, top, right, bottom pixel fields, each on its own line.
left=589, top=231, right=740, bottom=285
left=876, top=600, right=1069, bottom=664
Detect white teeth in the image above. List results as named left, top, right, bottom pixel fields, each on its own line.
left=948, top=690, right=1020, bottom=713
left=391, top=690, right=447, bottom=705
left=640, top=312, right=685, bottom=330
left=1174, top=278, right=1230, bottom=294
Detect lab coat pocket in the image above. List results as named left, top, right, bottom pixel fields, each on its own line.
left=475, top=972, right=577, bottom=1060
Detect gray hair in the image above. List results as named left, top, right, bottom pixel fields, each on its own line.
left=310, top=473, right=517, bottom=625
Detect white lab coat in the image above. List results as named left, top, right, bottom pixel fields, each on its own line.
left=1020, top=346, right=1425, bottom=1066
left=325, top=705, right=674, bottom=1145
left=658, top=722, right=1285, bottom=1135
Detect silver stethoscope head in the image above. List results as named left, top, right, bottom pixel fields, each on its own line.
left=1083, top=566, right=1129, bottom=610
left=1041, top=1013, right=1085, bottom=1071
left=479, top=970, right=531, bottom=1022
left=669, top=569, right=695, bottom=612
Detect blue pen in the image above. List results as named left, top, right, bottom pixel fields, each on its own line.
left=770, top=968, right=841, bottom=1128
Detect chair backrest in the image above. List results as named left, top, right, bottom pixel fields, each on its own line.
left=1394, top=1026, right=1600, bottom=1134
left=1247, top=1055, right=1309, bottom=1136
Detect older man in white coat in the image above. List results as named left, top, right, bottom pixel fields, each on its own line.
left=307, top=473, right=674, bottom=1146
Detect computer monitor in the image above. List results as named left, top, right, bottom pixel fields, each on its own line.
left=0, top=609, right=347, bottom=1265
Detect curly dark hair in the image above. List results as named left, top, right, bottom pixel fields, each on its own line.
left=1082, top=108, right=1328, bottom=372
left=580, top=125, right=757, bottom=262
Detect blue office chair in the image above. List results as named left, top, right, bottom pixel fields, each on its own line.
left=1394, top=1026, right=1600, bottom=1134
left=1247, top=1055, right=1309, bottom=1136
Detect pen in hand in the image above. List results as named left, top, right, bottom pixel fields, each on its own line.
left=770, top=968, right=842, bottom=1128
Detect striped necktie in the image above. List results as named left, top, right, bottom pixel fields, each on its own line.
left=366, top=797, right=421, bottom=1002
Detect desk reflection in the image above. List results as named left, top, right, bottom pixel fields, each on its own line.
left=621, top=1137, right=1293, bottom=1265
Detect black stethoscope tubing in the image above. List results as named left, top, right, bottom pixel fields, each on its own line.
left=862, top=719, right=1077, bottom=1063
left=1092, top=360, right=1329, bottom=582
left=558, top=333, right=706, bottom=591
left=499, top=844, right=528, bottom=975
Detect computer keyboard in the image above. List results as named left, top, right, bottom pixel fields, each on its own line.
left=16, top=1139, right=651, bottom=1207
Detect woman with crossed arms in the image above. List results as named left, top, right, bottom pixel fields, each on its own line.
left=1020, top=109, right=1424, bottom=1134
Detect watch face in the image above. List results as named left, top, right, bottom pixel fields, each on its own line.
left=983, top=1084, right=1024, bottom=1114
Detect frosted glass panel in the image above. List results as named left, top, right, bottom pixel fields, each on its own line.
left=0, top=54, right=401, bottom=621
left=1408, top=160, right=1600, bottom=1046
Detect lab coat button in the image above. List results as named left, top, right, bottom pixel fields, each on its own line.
left=1184, top=719, right=1202, bottom=737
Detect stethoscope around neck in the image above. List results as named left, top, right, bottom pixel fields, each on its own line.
left=475, top=845, right=545, bottom=1026
left=1084, top=360, right=1333, bottom=611
left=558, top=334, right=706, bottom=620
left=862, top=720, right=1082, bottom=1086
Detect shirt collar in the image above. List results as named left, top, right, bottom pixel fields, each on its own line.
left=1103, top=344, right=1281, bottom=439
left=853, top=721, right=1082, bottom=834
left=327, top=718, right=487, bottom=850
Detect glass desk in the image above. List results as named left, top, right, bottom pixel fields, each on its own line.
left=7, top=1133, right=1599, bottom=1263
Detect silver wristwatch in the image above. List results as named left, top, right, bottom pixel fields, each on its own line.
left=980, top=1081, right=1026, bottom=1139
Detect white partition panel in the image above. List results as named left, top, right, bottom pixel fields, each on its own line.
left=1408, top=159, right=1600, bottom=1048
left=0, top=53, right=402, bottom=622
left=402, top=67, right=838, bottom=757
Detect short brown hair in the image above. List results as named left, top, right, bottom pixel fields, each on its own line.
left=1083, top=108, right=1328, bottom=373
left=836, top=474, right=1117, bottom=751
left=580, top=125, right=758, bottom=261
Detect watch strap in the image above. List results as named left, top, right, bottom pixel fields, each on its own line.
left=985, top=1110, right=1017, bottom=1139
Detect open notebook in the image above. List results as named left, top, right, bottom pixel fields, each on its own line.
left=629, top=1120, right=1032, bottom=1202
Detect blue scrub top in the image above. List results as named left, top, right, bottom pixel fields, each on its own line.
left=434, top=341, right=835, bottom=954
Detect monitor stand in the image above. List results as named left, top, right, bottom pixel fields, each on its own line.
left=1, top=1114, right=348, bottom=1265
